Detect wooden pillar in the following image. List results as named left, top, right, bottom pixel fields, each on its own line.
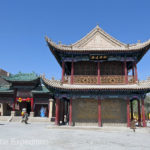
left=134, top=62, right=138, bottom=82
left=55, top=98, right=60, bottom=125
left=13, top=98, right=16, bottom=111
left=13, top=89, right=17, bottom=111
left=66, top=100, right=68, bottom=116
left=98, top=98, right=101, bottom=127
left=132, top=62, right=135, bottom=76
left=62, top=61, right=65, bottom=82
left=124, top=61, right=128, bottom=84
left=31, top=98, right=34, bottom=112
left=62, top=101, right=65, bottom=124
left=138, top=100, right=141, bottom=127
left=130, top=100, right=133, bottom=121
left=71, top=60, right=74, bottom=84
left=127, top=99, right=130, bottom=127
left=142, top=99, right=146, bottom=127
left=69, top=98, right=72, bottom=126
left=48, top=99, right=53, bottom=119
left=97, top=62, right=100, bottom=84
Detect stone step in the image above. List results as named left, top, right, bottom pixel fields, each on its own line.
left=11, top=117, right=22, bottom=122
left=0, top=116, right=11, bottom=122
left=28, top=117, right=50, bottom=122
left=0, top=116, right=50, bottom=122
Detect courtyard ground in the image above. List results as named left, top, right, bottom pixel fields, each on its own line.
left=0, top=121, right=150, bottom=150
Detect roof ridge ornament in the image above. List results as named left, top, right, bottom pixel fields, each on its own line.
left=96, top=24, right=100, bottom=28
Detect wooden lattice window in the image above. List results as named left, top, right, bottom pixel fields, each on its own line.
left=101, top=61, right=124, bottom=75
left=74, top=61, right=97, bottom=75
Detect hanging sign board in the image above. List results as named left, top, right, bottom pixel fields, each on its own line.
left=90, top=55, right=108, bottom=60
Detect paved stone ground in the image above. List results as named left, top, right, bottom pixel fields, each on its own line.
left=0, top=121, right=150, bottom=150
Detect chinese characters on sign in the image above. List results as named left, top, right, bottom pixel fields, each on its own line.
left=90, top=55, right=108, bottom=60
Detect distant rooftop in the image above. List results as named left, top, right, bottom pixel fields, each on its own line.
left=0, top=69, right=9, bottom=77
left=3, top=72, right=39, bottom=82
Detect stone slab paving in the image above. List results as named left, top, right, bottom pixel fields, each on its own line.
left=0, top=121, right=150, bottom=150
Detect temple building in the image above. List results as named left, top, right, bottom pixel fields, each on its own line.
left=42, top=25, right=150, bottom=127
left=0, top=72, right=53, bottom=118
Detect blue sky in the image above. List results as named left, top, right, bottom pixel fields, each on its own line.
left=0, top=0, right=150, bottom=80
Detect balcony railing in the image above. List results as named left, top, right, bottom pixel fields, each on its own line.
left=128, top=75, right=136, bottom=84
left=63, top=75, right=136, bottom=85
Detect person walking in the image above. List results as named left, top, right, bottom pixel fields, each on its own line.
left=21, top=108, right=29, bottom=124
left=130, top=118, right=137, bottom=132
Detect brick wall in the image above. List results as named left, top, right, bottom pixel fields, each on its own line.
left=72, top=98, right=127, bottom=126
left=101, top=99, right=127, bottom=124
left=72, top=99, right=98, bottom=125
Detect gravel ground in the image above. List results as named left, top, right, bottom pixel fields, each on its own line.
left=0, top=121, right=150, bottom=150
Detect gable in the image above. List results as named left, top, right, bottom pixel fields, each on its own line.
left=81, top=32, right=121, bottom=49
left=78, top=31, right=124, bottom=49
left=72, top=26, right=126, bottom=49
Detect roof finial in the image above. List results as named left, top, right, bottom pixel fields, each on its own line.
left=96, top=24, right=100, bottom=29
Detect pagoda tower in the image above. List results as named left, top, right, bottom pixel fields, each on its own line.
left=42, top=25, right=150, bottom=127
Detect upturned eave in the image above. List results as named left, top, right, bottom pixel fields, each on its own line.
left=42, top=75, right=150, bottom=93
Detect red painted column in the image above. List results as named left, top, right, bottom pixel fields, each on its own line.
left=62, top=61, right=65, bottom=82
left=62, top=101, right=65, bottom=124
left=13, top=89, right=17, bottom=111
left=132, top=62, right=135, bottom=76
left=97, top=62, right=100, bottom=84
left=48, top=100, right=50, bottom=118
left=31, top=98, right=34, bottom=112
left=124, top=61, right=128, bottom=84
left=127, top=99, right=130, bottom=127
left=134, top=62, right=138, bottom=82
left=130, top=101, right=133, bottom=121
left=55, top=98, right=60, bottom=125
left=98, top=98, right=101, bottom=127
left=71, top=60, right=74, bottom=84
left=138, top=100, right=141, bottom=127
left=69, top=98, right=72, bottom=126
left=13, top=98, right=16, bottom=111
left=66, top=100, right=68, bottom=117
left=142, top=99, right=146, bottom=127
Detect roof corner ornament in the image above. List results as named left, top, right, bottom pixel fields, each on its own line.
left=45, top=36, right=48, bottom=40
left=147, top=77, right=150, bottom=82
left=138, top=40, right=141, bottom=43
left=136, top=80, right=140, bottom=85
left=42, top=73, right=45, bottom=79
left=51, top=77, right=55, bottom=81
left=58, top=41, right=62, bottom=45
left=125, top=44, right=129, bottom=49
left=60, top=80, right=63, bottom=86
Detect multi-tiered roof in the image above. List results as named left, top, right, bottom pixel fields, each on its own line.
left=43, top=25, right=150, bottom=93
left=45, top=25, right=150, bottom=65
left=0, top=72, right=50, bottom=94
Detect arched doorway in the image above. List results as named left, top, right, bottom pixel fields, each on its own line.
left=130, top=98, right=141, bottom=127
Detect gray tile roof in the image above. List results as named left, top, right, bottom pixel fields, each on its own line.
left=42, top=75, right=150, bottom=91
left=46, top=25, right=150, bottom=52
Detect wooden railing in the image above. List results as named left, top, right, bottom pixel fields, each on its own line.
left=100, top=75, right=125, bottom=85
left=128, top=75, right=136, bottom=84
left=63, top=75, right=136, bottom=85
left=74, top=75, right=97, bottom=85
